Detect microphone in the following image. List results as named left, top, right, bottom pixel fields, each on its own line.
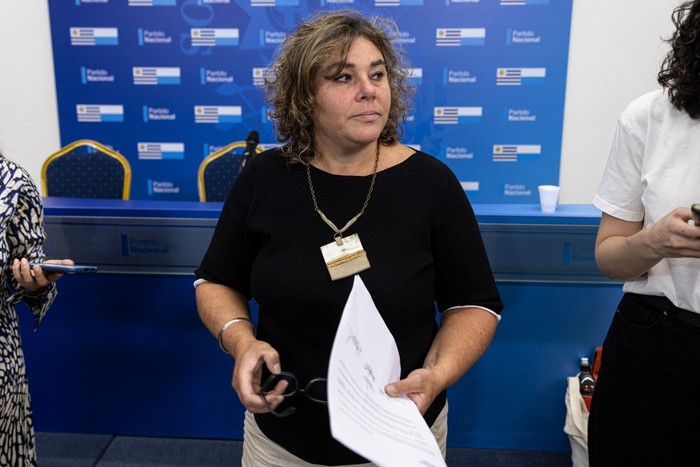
left=240, top=130, right=260, bottom=173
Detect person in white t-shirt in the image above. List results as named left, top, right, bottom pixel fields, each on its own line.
left=589, top=1, right=700, bottom=465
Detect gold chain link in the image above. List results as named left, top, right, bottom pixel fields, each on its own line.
left=305, top=144, right=380, bottom=237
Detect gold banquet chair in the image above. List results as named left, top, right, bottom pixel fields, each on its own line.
left=41, top=139, right=131, bottom=200
left=198, top=141, right=263, bottom=202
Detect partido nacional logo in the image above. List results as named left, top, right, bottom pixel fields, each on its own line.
left=81, top=67, right=115, bottom=84
left=138, top=29, right=173, bottom=45
left=504, top=108, right=537, bottom=123
left=503, top=184, right=532, bottom=196
left=259, top=30, right=286, bottom=47
left=200, top=69, right=234, bottom=85
left=147, top=180, right=180, bottom=195
left=507, top=29, right=542, bottom=45
left=396, top=30, right=417, bottom=45
left=443, top=69, right=477, bottom=85
left=143, top=106, right=176, bottom=122
left=445, top=147, right=475, bottom=160
left=120, top=235, right=170, bottom=258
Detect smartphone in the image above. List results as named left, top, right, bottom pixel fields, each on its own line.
left=692, top=204, right=700, bottom=226
left=29, top=263, right=98, bottom=274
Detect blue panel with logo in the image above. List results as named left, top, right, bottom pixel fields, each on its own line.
left=48, top=0, right=572, bottom=202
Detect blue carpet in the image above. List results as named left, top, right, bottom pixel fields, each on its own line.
left=35, top=432, right=112, bottom=466
left=36, top=432, right=572, bottom=466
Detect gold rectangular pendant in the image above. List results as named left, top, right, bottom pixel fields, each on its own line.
left=320, top=233, right=371, bottom=281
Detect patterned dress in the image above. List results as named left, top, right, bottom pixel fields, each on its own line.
left=0, top=158, right=56, bottom=466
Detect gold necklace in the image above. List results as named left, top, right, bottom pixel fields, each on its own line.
left=306, top=144, right=380, bottom=281
left=305, top=144, right=380, bottom=245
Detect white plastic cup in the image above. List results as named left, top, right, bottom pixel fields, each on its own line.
left=538, top=185, right=560, bottom=213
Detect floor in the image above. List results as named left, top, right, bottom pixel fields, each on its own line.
left=36, top=432, right=573, bottom=466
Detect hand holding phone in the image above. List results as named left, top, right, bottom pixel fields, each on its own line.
left=29, top=263, right=98, bottom=274
left=692, top=204, right=700, bottom=226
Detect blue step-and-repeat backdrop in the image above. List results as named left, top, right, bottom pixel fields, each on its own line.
left=48, top=0, right=573, bottom=202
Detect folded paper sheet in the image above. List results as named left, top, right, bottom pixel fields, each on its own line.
left=328, top=275, right=446, bottom=467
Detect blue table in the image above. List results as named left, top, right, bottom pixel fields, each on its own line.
left=20, top=199, right=617, bottom=451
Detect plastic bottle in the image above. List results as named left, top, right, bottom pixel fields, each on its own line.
left=579, top=357, right=595, bottom=396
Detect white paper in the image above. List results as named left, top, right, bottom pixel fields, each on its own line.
left=328, top=275, right=447, bottom=467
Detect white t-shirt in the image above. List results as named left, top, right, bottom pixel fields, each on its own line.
left=593, top=88, right=700, bottom=312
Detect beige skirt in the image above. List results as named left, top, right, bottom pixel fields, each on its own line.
left=241, top=402, right=448, bottom=467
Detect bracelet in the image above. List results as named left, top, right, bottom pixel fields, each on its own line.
left=217, top=317, right=256, bottom=355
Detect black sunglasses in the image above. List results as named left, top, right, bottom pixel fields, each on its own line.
left=258, top=372, right=328, bottom=418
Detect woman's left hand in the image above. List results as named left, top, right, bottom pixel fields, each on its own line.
left=383, top=308, right=499, bottom=415
left=12, top=258, right=74, bottom=294
left=384, top=367, right=443, bottom=415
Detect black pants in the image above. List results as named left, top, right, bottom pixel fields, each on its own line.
left=588, top=293, right=700, bottom=467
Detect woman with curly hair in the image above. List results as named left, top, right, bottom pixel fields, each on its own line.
left=589, top=1, right=700, bottom=464
left=194, top=9, right=502, bottom=466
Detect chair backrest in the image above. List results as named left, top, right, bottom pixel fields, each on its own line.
left=41, top=139, right=131, bottom=200
left=198, top=141, right=263, bottom=202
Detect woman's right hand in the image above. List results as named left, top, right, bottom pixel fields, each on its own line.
left=644, top=207, right=700, bottom=259
left=12, top=258, right=73, bottom=294
left=596, top=207, right=700, bottom=281
left=194, top=282, right=287, bottom=414
left=231, top=338, right=286, bottom=414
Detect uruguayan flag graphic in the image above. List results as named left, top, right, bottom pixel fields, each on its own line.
left=492, top=144, right=541, bottom=162
left=133, top=67, right=181, bottom=85
left=252, top=68, right=271, bottom=86
left=76, top=105, right=124, bottom=123
left=70, top=28, right=118, bottom=46
left=194, top=106, right=242, bottom=124
left=191, top=29, right=239, bottom=47
left=436, top=28, right=486, bottom=46
left=497, top=67, right=546, bottom=86
left=128, top=0, right=177, bottom=5
left=251, top=0, right=299, bottom=7
left=375, top=0, right=423, bottom=6
left=406, top=68, right=423, bottom=85
left=434, top=107, right=482, bottom=124
left=137, top=143, right=185, bottom=160
left=501, top=0, right=549, bottom=5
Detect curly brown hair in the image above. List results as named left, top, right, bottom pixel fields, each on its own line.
left=658, top=0, right=700, bottom=118
left=262, top=9, right=414, bottom=163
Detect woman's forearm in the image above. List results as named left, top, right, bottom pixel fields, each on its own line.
left=423, top=307, right=499, bottom=391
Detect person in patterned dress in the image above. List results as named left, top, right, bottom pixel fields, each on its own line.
left=0, top=153, right=73, bottom=465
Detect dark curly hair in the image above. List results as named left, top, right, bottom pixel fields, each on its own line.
left=262, top=9, right=414, bottom=164
left=658, top=0, right=700, bottom=118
